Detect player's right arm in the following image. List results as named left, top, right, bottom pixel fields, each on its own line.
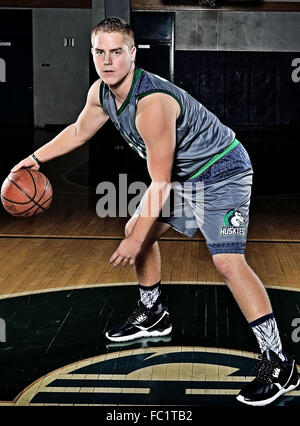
left=11, top=79, right=109, bottom=171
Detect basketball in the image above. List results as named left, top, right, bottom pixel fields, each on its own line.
left=0, top=168, right=53, bottom=217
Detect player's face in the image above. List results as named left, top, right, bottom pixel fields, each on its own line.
left=91, top=31, right=136, bottom=87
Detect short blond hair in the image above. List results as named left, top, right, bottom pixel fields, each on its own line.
left=91, top=17, right=135, bottom=49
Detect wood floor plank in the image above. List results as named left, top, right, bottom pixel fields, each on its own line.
left=0, top=233, right=300, bottom=296
left=0, top=237, right=299, bottom=295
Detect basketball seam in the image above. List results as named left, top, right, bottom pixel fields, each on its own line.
left=4, top=171, right=52, bottom=216
left=0, top=194, right=35, bottom=205
left=2, top=177, right=50, bottom=206
left=26, top=168, right=37, bottom=200
left=8, top=178, right=46, bottom=213
left=32, top=175, right=51, bottom=216
left=2, top=194, right=53, bottom=216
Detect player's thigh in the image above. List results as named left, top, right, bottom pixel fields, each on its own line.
left=195, top=170, right=253, bottom=256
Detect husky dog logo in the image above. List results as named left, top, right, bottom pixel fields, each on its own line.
left=223, top=209, right=244, bottom=227
left=220, top=209, right=245, bottom=237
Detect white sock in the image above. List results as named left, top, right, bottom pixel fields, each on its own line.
left=250, top=313, right=286, bottom=361
left=139, top=281, right=162, bottom=312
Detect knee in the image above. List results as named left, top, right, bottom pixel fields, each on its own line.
left=212, top=253, right=245, bottom=281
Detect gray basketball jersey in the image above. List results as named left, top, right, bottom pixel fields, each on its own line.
left=99, top=67, right=235, bottom=180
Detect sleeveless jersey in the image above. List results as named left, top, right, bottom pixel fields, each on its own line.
left=99, top=67, right=236, bottom=180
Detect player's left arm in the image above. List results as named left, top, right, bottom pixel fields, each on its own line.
left=109, top=93, right=180, bottom=268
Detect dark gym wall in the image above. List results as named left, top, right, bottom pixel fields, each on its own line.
left=0, top=10, right=34, bottom=181
left=105, top=0, right=130, bottom=22
left=174, top=51, right=300, bottom=128
left=33, top=8, right=91, bottom=127
left=0, top=10, right=33, bottom=127
left=133, top=12, right=175, bottom=81
left=0, top=1, right=92, bottom=7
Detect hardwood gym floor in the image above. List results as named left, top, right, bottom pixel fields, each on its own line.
left=0, top=128, right=299, bottom=406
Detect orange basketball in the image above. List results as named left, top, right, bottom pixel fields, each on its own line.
left=0, top=169, right=53, bottom=217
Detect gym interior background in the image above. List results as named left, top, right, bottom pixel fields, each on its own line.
left=0, top=0, right=300, bottom=407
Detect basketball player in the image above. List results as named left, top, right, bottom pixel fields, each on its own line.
left=11, top=17, right=299, bottom=406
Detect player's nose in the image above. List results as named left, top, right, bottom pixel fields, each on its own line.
left=103, top=53, right=112, bottom=65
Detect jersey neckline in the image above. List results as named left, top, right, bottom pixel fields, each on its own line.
left=116, top=67, right=143, bottom=117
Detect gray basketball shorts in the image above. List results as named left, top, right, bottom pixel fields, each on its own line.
left=135, top=169, right=253, bottom=256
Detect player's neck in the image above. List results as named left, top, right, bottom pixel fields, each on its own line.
left=109, top=64, right=135, bottom=107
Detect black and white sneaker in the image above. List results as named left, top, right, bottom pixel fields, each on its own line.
left=105, top=301, right=172, bottom=342
left=237, top=349, right=300, bottom=406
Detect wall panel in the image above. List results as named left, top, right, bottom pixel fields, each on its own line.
left=33, top=8, right=91, bottom=126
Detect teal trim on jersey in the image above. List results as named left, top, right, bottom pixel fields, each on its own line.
left=116, top=67, right=143, bottom=117
left=188, top=138, right=240, bottom=180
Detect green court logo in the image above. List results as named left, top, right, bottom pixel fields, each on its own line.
left=14, top=346, right=260, bottom=406
left=220, top=209, right=245, bottom=237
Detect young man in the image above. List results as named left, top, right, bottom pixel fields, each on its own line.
left=12, top=17, right=299, bottom=406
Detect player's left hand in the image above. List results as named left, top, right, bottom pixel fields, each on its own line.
left=109, top=236, right=142, bottom=268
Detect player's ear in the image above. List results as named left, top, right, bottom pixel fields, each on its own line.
left=131, top=45, right=136, bottom=62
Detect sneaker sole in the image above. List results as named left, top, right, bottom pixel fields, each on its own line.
left=236, top=376, right=300, bottom=406
left=105, top=325, right=172, bottom=342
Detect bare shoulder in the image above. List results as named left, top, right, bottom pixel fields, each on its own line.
left=87, top=78, right=103, bottom=107
left=136, top=92, right=180, bottom=135
left=137, top=92, right=180, bottom=111
left=137, top=92, right=180, bottom=117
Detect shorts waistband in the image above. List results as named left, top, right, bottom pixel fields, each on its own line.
left=188, top=138, right=240, bottom=180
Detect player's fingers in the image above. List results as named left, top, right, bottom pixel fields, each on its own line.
left=110, top=259, right=119, bottom=268
left=112, top=256, right=123, bottom=268
left=11, top=158, right=38, bottom=172
left=122, top=258, right=128, bottom=267
left=29, top=164, right=40, bottom=171
left=129, top=258, right=135, bottom=267
left=109, top=251, right=119, bottom=264
left=10, top=163, right=22, bottom=172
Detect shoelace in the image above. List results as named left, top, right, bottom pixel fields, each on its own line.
left=256, top=356, right=281, bottom=383
left=125, top=303, right=152, bottom=325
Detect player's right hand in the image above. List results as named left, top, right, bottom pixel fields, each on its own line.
left=11, top=156, right=40, bottom=172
